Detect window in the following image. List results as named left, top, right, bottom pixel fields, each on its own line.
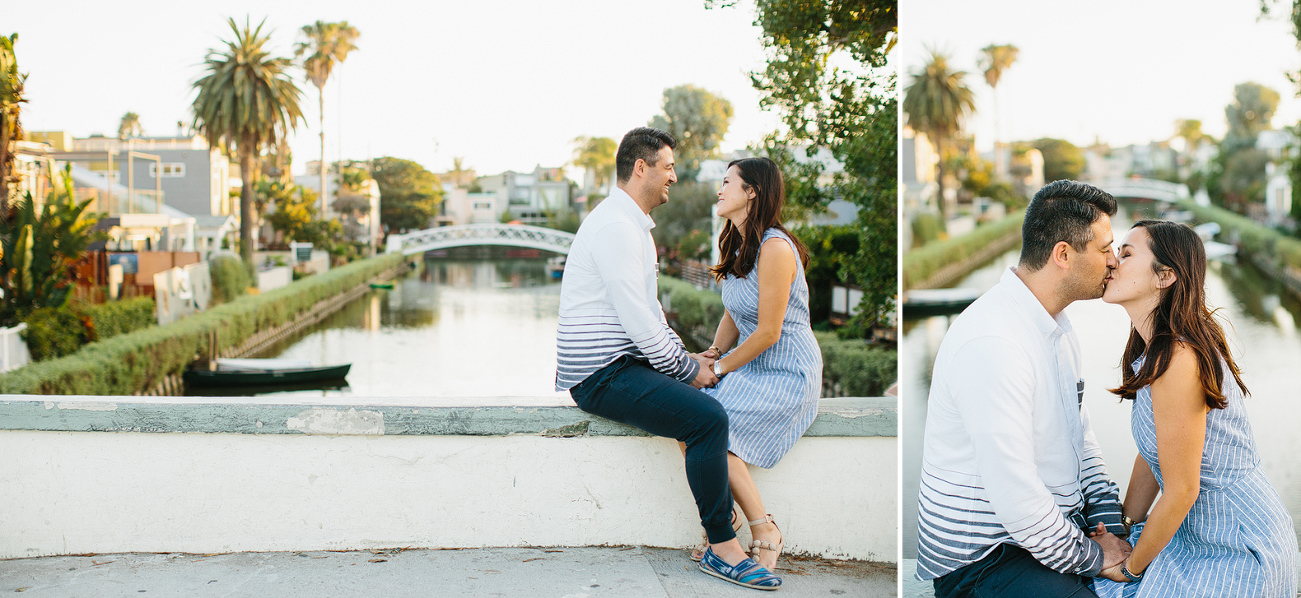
left=149, top=163, right=186, bottom=178
left=473, top=201, right=492, bottom=210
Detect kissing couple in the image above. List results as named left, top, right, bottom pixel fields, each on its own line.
left=916, top=180, right=1298, bottom=598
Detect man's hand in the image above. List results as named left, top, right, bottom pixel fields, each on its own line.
left=1092, top=523, right=1132, bottom=571
left=1098, top=562, right=1130, bottom=583
left=689, top=353, right=719, bottom=389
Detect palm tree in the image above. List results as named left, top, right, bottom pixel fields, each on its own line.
left=0, top=32, right=27, bottom=212
left=192, top=17, right=305, bottom=268
left=118, top=112, right=143, bottom=139
left=294, top=21, right=360, bottom=216
left=571, top=136, right=617, bottom=194
left=904, top=50, right=976, bottom=224
left=977, top=44, right=1018, bottom=146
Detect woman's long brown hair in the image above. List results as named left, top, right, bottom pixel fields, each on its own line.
left=710, top=157, right=808, bottom=282
left=1108, top=220, right=1247, bottom=409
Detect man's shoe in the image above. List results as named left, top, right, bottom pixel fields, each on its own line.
left=691, top=505, right=745, bottom=562
left=698, top=547, right=781, bottom=591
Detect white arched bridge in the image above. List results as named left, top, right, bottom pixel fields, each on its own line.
left=1096, top=178, right=1191, bottom=203
left=385, top=223, right=575, bottom=256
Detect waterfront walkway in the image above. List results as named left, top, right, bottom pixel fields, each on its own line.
left=1, top=546, right=896, bottom=597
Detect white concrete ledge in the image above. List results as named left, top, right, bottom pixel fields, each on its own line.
left=0, top=396, right=897, bottom=563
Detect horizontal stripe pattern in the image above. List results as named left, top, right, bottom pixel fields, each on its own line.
left=915, top=268, right=1124, bottom=582
left=554, top=190, right=699, bottom=391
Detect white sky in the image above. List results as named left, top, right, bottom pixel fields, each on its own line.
left=6, top=0, right=786, bottom=176
left=900, top=0, right=1301, bottom=151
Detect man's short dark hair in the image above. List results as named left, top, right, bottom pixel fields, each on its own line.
left=1019, top=180, right=1118, bottom=271
left=615, top=127, right=677, bottom=183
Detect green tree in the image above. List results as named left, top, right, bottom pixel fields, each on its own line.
left=117, top=112, right=143, bottom=139
left=191, top=17, right=305, bottom=269
left=1224, top=82, right=1280, bottom=150
left=0, top=32, right=26, bottom=212
left=648, top=85, right=733, bottom=180
left=258, top=179, right=344, bottom=251
left=1211, top=83, right=1280, bottom=210
left=1032, top=138, right=1085, bottom=182
left=714, top=0, right=896, bottom=333
left=904, top=49, right=975, bottom=225
left=1175, top=118, right=1204, bottom=153
left=571, top=136, right=617, bottom=193
left=372, top=156, right=443, bottom=232
left=0, top=166, right=104, bottom=325
left=978, top=44, right=1018, bottom=145
left=294, top=20, right=360, bottom=216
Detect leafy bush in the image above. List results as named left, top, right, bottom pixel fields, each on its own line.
left=210, top=254, right=252, bottom=305
left=657, top=276, right=896, bottom=397
left=903, top=211, right=1025, bottom=290
left=21, top=307, right=86, bottom=361
left=911, top=213, right=945, bottom=248
left=1179, top=199, right=1301, bottom=270
left=0, top=253, right=405, bottom=394
left=19, top=297, right=157, bottom=362
left=82, top=297, right=155, bottom=341
left=815, top=331, right=896, bottom=397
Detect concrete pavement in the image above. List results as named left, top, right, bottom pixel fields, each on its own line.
left=0, top=546, right=896, bottom=597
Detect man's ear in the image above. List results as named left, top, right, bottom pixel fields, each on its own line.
left=1051, top=241, right=1072, bottom=271
left=633, top=158, right=647, bottom=180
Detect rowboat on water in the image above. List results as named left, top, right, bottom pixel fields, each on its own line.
left=183, top=358, right=351, bottom=388
left=902, top=288, right=982, bottom=318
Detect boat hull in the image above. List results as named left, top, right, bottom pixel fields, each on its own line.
left=183, top=364, right=352, bottom=388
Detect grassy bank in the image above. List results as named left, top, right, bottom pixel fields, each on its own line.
left=1178, top=200, right=1301, bottom=269
left=657, top=276, right=896, bottom=396
left=903, top=212, right=1025, bottom=290
left=0, top=253, right=406, bottom=395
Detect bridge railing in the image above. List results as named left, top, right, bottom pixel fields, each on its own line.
left=387, top=224, right=576, bottom=256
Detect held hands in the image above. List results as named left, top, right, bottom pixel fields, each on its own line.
left=689, top=353, right=719, bottom=389
left=1091, top=523, right=1134, bottom=580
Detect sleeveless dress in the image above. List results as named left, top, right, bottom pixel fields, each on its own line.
left=702, top=228, right=822, bottom=469
left=1093, top=356, right=1298, bottom=598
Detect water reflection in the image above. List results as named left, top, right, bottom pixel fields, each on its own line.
left=191, top=258, right=568, bottom=404
left=902, top=204, right=1301, bottom=557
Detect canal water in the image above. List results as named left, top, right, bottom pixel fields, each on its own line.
left=902, top=203, right=1301, bottom=558
left=185, top=255, right=571, bottom=406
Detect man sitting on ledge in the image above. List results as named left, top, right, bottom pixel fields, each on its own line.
left=554, top=127, right=780, bottom=591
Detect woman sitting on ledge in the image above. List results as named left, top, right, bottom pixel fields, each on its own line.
left=686, top=157, right=822, bottom=576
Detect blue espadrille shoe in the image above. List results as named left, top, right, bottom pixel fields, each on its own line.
left=699, top=546, right=782, bottom=591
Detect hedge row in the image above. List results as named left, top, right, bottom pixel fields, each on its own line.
left=903, top=212, right=1025, bottom=290
left=0, top=253, right=406, bottom=395
left=22, top=297, right=157, bottom=361
left=657, top=276, right=896, bottom=396
left=1178, top=200, right=1301, bottom=269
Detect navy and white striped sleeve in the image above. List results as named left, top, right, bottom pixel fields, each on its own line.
left=1080, top=404, right=1126, bottom=535
left=591, top=222, right=699, bottom=383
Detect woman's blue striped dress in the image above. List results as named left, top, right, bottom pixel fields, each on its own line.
left=1094, top=356, right=1298, bottom=598
left=703, top=228, right=821, bottom=469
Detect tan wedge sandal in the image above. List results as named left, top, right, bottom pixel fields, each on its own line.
left=690, top=505, right=744, bottom=562
left=747, top=514, right=784, bottom=571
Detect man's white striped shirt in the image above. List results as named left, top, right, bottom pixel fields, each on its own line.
left=554, top=188, right=698, bottom=391
left=915, top=267, right=1124, bottom=581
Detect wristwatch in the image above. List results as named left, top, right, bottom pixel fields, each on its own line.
left=713, top=359, right=726, bottom=377
left=1120, top=560, right=1143, bottom=582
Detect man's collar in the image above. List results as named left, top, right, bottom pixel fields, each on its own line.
left=609, top=187, right=655, bottom=231
left=1000, top=267, right=1070, bottom=338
